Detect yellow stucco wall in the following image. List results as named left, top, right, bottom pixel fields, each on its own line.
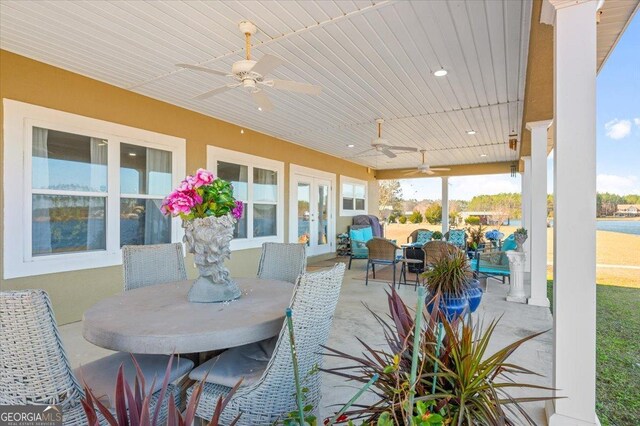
left=0, top=50, right=376, bottom=324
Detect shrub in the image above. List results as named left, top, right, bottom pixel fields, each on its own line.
left=398, top=215, right=408, bottom=224
left=409, top=211, right=423, bottom=224
left=464, top=215, right=480, bottom=225
left=431, top=231, right=443, bottom=240
left=424, top=204, right=442, bottom=225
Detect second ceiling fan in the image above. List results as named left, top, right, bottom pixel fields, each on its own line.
left=404, top=150, right=451, bottom=175
left=177, top=21, right=321, bottom=112
left=350, top=119, right=418, bottom=159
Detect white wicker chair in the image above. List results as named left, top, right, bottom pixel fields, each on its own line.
left=257, top=242, right=307, bottom=284
left=122, top=243, right=187, bottom=291
left=187, top=263, right=346, bottom=424
left=0, top=290, right=191, bottom=425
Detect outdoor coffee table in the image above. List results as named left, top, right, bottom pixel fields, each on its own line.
left=83, top=278, right=293, bottom=355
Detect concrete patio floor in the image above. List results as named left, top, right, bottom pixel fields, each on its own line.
left=59, top=258, right=553, bottom=424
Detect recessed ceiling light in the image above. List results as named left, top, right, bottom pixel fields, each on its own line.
left=258, top=107, right=262, bottom=111
left=466, top=130, right=477, bottom=135
left=347, top=144, right=355, bottom=148
left=433, top=69, right=448, bottom=77
left=128, top=152, right=136, bottom=157
left=240, top=129, right=244, bottom=134
left=480, top=153, right=487, bottom=158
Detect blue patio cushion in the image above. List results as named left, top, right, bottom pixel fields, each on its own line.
left=350, top=227, right=373, bottom=258
left=502, top=234, right=517, bottom=251
left=416, top=230, right=433, bottom=244
left=471, top=259, right=511, bottom=276
left=448, top=229, right=466, bottom=248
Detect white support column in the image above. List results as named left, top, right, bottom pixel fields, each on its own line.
left=521, top=156, right=532, bottom=273
left=546, top=1, right=600, bottom=425
left=441, top=177, right=449, bottom=234
left=526, top=122, right=551, bottom=308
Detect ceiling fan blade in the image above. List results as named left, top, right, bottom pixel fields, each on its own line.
left=250, top=54, right=283, bottom=76
left=430, top=167, right=451, bottom=171
left=381, top=148, right=397, bottom=158
left=251, top=90, right=274, bottom=112
left=388, top=146, right=418, bottom=152
left=426, top=170, right=436, bottom=175
left=194, top=85, right=232, bottom=100
left=271, top=79, right=322, bottom=95
left=345, top=148, right=375, bottom=158
left=177, top=64, right=228, bottom=76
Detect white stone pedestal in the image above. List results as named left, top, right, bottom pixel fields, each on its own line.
left=506, top=251, right=527, bottom=303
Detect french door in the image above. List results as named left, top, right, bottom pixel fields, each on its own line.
left=290, top=166, right=335, bottom=257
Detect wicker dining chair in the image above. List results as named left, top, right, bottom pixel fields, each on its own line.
left=365, top=237, right=401, bottom=286
left=122, top=243, right=187, bottom=291
left=422, top=241, right=461, bottom=268
left=186, top=264, right=346, bottom=425
left=0, top=290, right=192, bottom=425
left=257, top=242, right=307, bottom=284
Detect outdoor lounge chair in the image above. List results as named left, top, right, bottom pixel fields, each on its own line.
left=0, top=289, right=193, bottom=425
left=122, top=243, right=187, bottom=291
left=444, top=229, right=468, bottom=251
left=186, top=264, right=346, bottom=425
left=407, top=228, right=434, bottom=246
left=470, top=234, right=517, bottom=284
left=348, top=225, right=374, bottom=269
left=257, top=242, right=307, bottom=284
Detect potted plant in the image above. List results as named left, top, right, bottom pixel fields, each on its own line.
left=162, top=169, right=244, bottom=303
left=422, top=251, right=482, bottom=320
left=431, top=231, right=443, bottom=241
left=514, top=227, right=528, bottom=252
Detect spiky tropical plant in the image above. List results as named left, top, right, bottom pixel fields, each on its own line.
left=422, top=250, right=473, bottom=298
left=322, top=287, right=555, bottom=425
left=81, top=354, right=241, bottom=426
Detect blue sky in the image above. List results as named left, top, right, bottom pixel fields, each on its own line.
left=401, top=14, right=639, bottom=201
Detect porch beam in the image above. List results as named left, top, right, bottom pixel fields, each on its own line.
left=546, top=0, right=600, bottom=424
left=441, top=177, right=449, bottom=234
left=374, top=161, right=512, bottom=180
left=526, top=121, right=552, bottom=307
left=521, top=156, right=532, bottom=273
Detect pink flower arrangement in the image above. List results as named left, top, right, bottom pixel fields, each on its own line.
left=162, top=168, right=242, bottom=220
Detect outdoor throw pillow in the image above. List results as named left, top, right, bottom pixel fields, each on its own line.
left=448, top=230, right=466, bottom=248
left=416, top=230, right=433, bottom=244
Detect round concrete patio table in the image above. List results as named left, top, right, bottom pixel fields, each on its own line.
left=82, top=278, right=293, bottom=355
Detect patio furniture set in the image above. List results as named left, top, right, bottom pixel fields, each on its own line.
left=0, top=242, right=346, bottom=425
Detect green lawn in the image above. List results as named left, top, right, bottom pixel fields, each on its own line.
left=547, top=281, right=640, bottom=425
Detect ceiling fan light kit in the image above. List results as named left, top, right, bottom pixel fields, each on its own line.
left=178, top=20, right=321, bottom=111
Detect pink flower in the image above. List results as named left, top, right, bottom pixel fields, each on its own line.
left=185, top=168, right=215, bottom=189
left=162, top=190, right=199, bottom=216
left=232, top=200, right=244, bottom=219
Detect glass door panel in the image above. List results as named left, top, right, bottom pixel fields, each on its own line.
left=317, top=183, right=329, bottom=247
left=297, top=182, right=311, bottom=246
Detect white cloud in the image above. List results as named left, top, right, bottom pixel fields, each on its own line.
left=604, top=119, right=632, bottom=139
left=597, top=174, right=640, bottom=195
left=634, top=117, right=640, bottom=127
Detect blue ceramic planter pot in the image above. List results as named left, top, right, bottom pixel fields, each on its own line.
left=466, top=284, right=483, bottom=313
left=426, top=292, right=469, bottom=322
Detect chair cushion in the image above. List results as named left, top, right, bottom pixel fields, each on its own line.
left=447, top=230, right=466, bottom=248
left=189, top=337, right=277, bottom=388
left=349, top=228, right=363, bottom=242
left=416, top=230, right=433, bottom=244
left=74, top=353, right=193, bottom=409
left=361, top=227, right=374, bottom=242
left=502, top=234, right=517, bottom=251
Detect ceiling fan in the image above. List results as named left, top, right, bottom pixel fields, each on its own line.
left=176, top=21, right=321, bottom=111
left=349, top=119, right=419, bottom=159
left=404, top=150, right=451, bottom=175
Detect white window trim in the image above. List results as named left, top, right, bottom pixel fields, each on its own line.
left=207, top=146, right=284, bottom=251
left=3, top=99, right=186, bottom=279
left=339, top=175, right=368, bottom=216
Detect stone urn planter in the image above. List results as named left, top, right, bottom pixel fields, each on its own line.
left=183, top=214, right=241, bottom=303
left=514, top=232, right=528, bottom=252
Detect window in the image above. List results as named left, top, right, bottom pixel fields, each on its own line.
left=340, top=176, right=368, bottom=216
left=3, top=100, right=186, bottom=278
left=207, top=146, right=284, bottom=250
